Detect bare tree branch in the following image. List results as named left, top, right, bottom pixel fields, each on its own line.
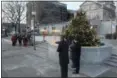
left=2, top=1, right=26, bottom=24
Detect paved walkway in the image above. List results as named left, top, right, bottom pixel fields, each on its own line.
left=2, top=37, right=117, bottom=77
left=101, top=39, right=117, bottom=55
left=2, top=38, right=86, bottom=77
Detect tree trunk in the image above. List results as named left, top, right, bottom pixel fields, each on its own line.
left=15, top=24, right=17, bottom=33
left=18, top=23, right=20, bottom=33
left=115, top=25, right=117, bottom=39
left=18, top=6, right=21, bottom=34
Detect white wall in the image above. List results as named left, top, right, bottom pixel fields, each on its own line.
left=99, top=21, right=116, bottom=35
left=86, top=9, right=103, bottom=20
left=38, top=21, right=116, bottom=36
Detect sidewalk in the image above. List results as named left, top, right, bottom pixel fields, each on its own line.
left=2, top=39, right=86, bottom=77
left=2, top=38, right=117, bottom=77
left=101, top=39, right=117, bottom=55
left=49, top=39, right=117, bottom=77
left=48, top=44, right=112, bottom=77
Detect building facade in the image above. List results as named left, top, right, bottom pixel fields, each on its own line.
left=80, top=1, right=116, bottom=21
left=26, top=1, right=68, bottom=28
left=39, top=22, right=69, bottom=35
left=115, top=1, right=117, bottom=24
left=80, top=1, right=116, bottom=36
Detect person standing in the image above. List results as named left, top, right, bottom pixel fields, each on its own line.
left=27, top=33, right=31, bottom=45
left=30, top=35, right=33, bottom=46
left=70, top=39, right=81, bottom=74
left=17, top=34, right=22, bottom=46
left=11, top=34, right=17, bottom=46
left=57, top=36, right=69, bottom=78
left=43, top=30, right=47, bottom=41
left=23, top=35, right=28, bottom=47
left=5, top=28, right=8, bottom=37
left=42, top=31, right=44, bottom=41
left=22, top=34, right=25, bottom=46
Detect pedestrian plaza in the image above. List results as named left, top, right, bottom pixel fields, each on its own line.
left=2, top=36, right=117, bottom=77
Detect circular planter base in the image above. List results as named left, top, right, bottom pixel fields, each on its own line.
left=80, top=45, right=112, bottom=64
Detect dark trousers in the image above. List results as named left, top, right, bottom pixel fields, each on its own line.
left=23, top=41, right=28, bottom=47
left=75, top=63, right=80, bottom=73
left=18, top=40, right=22, bottom=46
left=72, top=58, right=80, bottom=73
left=60, top=64, right=68, bottom=78
left=12, top=41, right=16, bottom=46
left=12, top=42, right=15, bottom=46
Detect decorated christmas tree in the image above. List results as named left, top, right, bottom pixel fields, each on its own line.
left=63, top=10, right=100, bottom=46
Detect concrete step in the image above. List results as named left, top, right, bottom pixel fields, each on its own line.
left=110, top=54, right=117, bottom=60
left=111, top=54, right=117, bottom=59
left=112, top=47, right=117, bottom=55
left=104, top=54, right=117, bottom=67
left=104, top=61, right=117, bottom=67
left=111, top=54, right=117, bottom=57
left=107, top=58, right=117, bottom=64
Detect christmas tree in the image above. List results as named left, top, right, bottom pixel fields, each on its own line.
left=63, top=10, right=100, bottom=46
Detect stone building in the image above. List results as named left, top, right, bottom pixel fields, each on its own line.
left=115, top=1, right=117, bottom=24
left=80, top=0, right=116, bottom=36
left=115, top=1, right=117, bottom=33
left=80, top=1, right=116, bottom=21
left=26, top=1, right=68, bottom=28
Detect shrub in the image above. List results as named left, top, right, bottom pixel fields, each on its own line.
left=62, top=10, right=100, bottom=46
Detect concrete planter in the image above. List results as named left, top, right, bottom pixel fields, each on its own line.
left=80, top=45, right=112, bottom=64
left=48, top=42, right=112, bottom=65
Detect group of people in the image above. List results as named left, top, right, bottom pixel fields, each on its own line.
left=11, top=33, right=32, bottom=47
left=57, top=36, right=81, bottom=78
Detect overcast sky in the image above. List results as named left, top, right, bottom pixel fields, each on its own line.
left=61, top=1, right=117, bottom=10
left=60, top=2, right=83, bottom=10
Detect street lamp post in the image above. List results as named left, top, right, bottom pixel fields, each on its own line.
left=109, top=13, right=113, bottom=39
left=116, top=12, right=117, bottom=39
left=18, top=4, right=21, bottom=34
left=32, top=12, right=36, bottom=50
left=32, top=2, right=36, bottom=50
left=111, top=20, right=113, bottom=39
left=37, top=23, right=40, bottom=34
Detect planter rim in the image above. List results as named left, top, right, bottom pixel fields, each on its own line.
left=81, top=44, right=111, bottom=48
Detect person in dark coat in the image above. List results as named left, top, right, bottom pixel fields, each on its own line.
left=11, top=34, right=17, bottom=46
left=57, top=37, right=69, bottom=78
left=27, top=33, right=31, bottom=45
left=70, top=39, right=81, bottom=74
left=23, top=35, right=28, bottom=47
left=17, top=34, right=22, bottom=46
left=5, top=28, right=8, bottom=37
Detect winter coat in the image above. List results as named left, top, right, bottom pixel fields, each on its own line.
left=57, top=40, right=69, bottom=66
left=11, top=35, right=17, bottom=42
left=17, top=35, right=22, bottom=41
left=70, top=41, right=81, bottom=66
